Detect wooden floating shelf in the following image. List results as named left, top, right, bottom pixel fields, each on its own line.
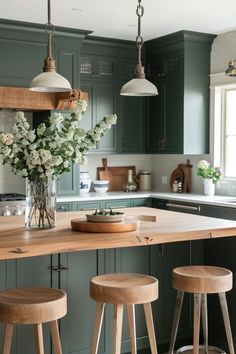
left=0, top=86, right=88, bottom=111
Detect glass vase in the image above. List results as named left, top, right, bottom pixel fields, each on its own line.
left=203, top=179, right=215, bottom=196
left=25, top=177, right=56, bottom=229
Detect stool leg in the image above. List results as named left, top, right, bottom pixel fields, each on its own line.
left=201, top=294, right=208, bottom=353
left=127, top=304, right=137, bottom=354
left=2, top=324, right=14, bottom=354
left=113, top=304, right=123, bottom=354
left=50, top=320, right=63, bottom=354
left=34, top=323, right=44, bottom=354
left=193, top=293, right=201, bottom=354
left=218, top=292, right=235, bottom=354
left=143, top=302, right=158, bottom=354
left=169, top=290, right=184, bottom=354
left=91, top=302, right=105, bottom=354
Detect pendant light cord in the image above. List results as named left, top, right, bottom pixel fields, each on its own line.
left=136, top=0, right=144, bottom=65
left=44, top=0, right=56, bottom=72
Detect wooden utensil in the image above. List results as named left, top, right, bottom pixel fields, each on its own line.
left=97, top=158, right=136, bottom=191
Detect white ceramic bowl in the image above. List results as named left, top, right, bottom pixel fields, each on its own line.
left=93, top=180, right=109, bottom=193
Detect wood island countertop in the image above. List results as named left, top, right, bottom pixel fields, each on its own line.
left=1, top=207, right=236, bottom=260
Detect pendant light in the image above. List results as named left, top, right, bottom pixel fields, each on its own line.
left=29, top=0, right=72, bottom=92
left=225, top=59, right=236, bottom=76
left=120, top=0, right=158, bottom=96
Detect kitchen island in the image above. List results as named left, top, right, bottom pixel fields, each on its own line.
left=1, top=206, right=236, bottom=354
left=1, top=207, right=236, bottom=260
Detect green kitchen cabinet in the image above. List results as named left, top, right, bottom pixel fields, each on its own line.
left=104, top=199, right=130, bottom=209
left=120, top=58, right=146, bottom=153
left=0, top=256, right=52, bottom=354
left=146, top=30, right=216, bottom=154
left=0, top=19, right=88, bottom=88
left=59, top=250, right=113, bottom=354
left=130, top=197, right=150, bottom=207
left=200, top=204, right=236, bottom=350
left=57, top=202, right=72, bottom=212
left=74, top=200, right=102, bottom=211
left=79, top=41, right=119, bottom=153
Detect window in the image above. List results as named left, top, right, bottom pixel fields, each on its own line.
left=214, top=85, right=236, bottom=179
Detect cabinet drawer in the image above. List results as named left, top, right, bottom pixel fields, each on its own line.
left=56, top=203, right=72, bottom=212
left=74, top=201, right=102, bottom=211
left=104, top=199, right=130, bottom=209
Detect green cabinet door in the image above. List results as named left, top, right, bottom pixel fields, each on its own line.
left=147, top=75, right=183, bottom=153
left=59, top=250, right=112, bottom=354
left=151, top=243, right=193, bottom=347
left=80, top=51, right=118, bottom=153
left=0, top=256, right=52, bottom=354
left=146, top=31, right=215, bottom=154
left=200, top=204, right=236, bottom=350
left=120, top=58, right=146, bottom=153
left=114, top=246, right=152, bottom=352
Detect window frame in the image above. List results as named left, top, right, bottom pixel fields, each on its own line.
left=213, top=84, right=236, bottom=181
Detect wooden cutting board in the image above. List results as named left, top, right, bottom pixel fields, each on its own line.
left=97, top=158, right=136, bottom=191
left=71, top=219, right=138, bottom=233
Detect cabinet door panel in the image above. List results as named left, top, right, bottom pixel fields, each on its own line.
left=6, top=256, right=52, bottom=354
left=163, top=76, right=183, bottom=153
left=151, top=242, right=192, bottom=344
left=121, top=96, right=145, bottom=153
left=115, top=247, right=151, bottom=351
left=146, top=84, right=163, bottom=152
left=60, top=251, right=109, bottom=354
left=96, top=82, right=117, bottom=152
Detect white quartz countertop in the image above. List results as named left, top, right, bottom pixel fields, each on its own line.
left=57, top=191, right=236, bottom=208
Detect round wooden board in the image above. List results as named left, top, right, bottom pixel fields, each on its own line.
left=71, top=219, right=138, bottom=233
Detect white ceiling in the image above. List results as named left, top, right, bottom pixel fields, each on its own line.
left=1, top=0, right=236, bottom=41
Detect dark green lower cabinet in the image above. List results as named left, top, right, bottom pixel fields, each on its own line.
left=200, top=205, right=236, bottom=351
left=0, top=256, right=52, bottom=354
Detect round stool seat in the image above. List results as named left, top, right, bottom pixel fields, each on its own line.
left=0, top=287, right=67, bottom=324
left=172, top=266, right=232, bottom=294
left=90, top=273, right=158, bottom=304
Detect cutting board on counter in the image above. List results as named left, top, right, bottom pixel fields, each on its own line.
left=97, top=158, right=136, bottom=191
left=71, top=219, right=138, bottom=233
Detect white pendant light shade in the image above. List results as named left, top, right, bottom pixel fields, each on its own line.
left=29, top=0, right=72, bottom=93
left=29, top=71, right=72, bottom=92
left=120, top=78, right=158, bottom=96
left=120, top=0, right=158, bottom=97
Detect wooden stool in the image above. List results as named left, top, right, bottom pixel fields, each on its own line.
left=0, top=287, right=67, bottom=354
left=169, top=266, right=234, bottom=354
left=90, top=273, right=159, bottom=354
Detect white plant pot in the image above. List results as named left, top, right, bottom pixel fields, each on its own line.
left=203, top=179, right=215, bottom=196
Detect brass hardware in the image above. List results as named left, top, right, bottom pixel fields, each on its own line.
left=225, top=59, right=236, bottom=76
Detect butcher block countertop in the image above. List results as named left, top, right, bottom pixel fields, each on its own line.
left=1, top=207, right=236, bottom=260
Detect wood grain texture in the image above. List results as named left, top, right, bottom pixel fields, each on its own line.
left=90, top=273, right=158, bottom=304
left=172, top=265, right=232, bottom=294
left=71, top=219, right=138, bottom=233
left=97, top=158, right=137, bottom=191
left=0, top=287, right=67, bottom=324
left=0, top=207, right=236, bottom=260
left=0, top=86, right=88, bottom=110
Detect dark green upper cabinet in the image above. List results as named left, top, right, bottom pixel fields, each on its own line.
left=80, top=39, right=119, bottom=153
left=146, top=30, right=216, bottom=154
left=120, top=58, right=146, bottom=153
left=0, top=19, right=90, bottom=88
